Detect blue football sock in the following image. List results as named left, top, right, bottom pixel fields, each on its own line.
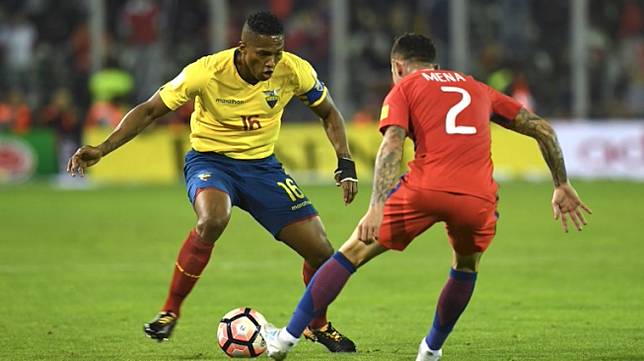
left=426, top=268, right=477, bottom=350
left=286, top=252, right=355, bottom=337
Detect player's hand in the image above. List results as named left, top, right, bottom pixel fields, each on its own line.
left=357, top=206, right=384, bottom=244
left=67, top=145, right=103, bottom=177
left=334, top=157, right=358, bottom=205
left=551, top=182, right=592, bottom=232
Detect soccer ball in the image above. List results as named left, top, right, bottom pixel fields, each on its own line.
left=217, top=307, right=268, bottom=358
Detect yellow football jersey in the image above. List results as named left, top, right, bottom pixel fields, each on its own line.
left=159, top=48, right=328, bottom=159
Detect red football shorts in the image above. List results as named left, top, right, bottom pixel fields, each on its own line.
left=378, top=183, right=498, bottom=255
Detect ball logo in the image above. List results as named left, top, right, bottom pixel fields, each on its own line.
left=0, top=137, right=36, bottom=183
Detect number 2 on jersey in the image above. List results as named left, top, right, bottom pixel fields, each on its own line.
left=440, top=86, right=477, bottom=135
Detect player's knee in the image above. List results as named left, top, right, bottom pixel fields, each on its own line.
left=453, top=252, right=481, bottom=272
left=196, top=214, right=230, bottom=243
left=307, top=239, right=334, bottom=268
left=453, top=263, right=478, bottom=273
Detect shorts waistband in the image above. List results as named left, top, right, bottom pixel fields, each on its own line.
left=189, top=149, right=276, bottom=164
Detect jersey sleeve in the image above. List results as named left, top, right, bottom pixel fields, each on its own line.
left=159, top=57, right=209, bottom=110
left=292, top=56, right=328, bottom=107
left=483, top=83, right=523, bottom=121
left=379, top=84, right=410, bottom=135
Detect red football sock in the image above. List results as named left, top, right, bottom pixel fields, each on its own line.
left=162, top=229, right=214, bottom=316
left=303, top=261, right=328, bottom=330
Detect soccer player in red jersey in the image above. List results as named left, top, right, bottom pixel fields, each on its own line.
left=262, top=33, right=592, bottom=361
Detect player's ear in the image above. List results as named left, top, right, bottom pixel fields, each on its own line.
left=395, top=60, right=404, bottom=77
left=238, top=41, right=246, bottom=53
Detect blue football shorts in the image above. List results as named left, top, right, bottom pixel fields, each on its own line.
left=184, top=150, right=318, bottom=238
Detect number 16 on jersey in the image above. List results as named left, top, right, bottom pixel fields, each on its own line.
left=241, top=115, right=261, bottom=131
left=277, top=178, right=305, bottom=202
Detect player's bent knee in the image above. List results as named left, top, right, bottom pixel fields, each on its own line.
left=453, top=252, right=482, bottom=272
left=196, top=215, right=230, bottom=243
left=307, top=240, right=334, bottom=268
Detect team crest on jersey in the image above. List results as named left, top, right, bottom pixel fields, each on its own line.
left=197, top=172, right=212, bottom=181
left=263, top=88, right=280, bottom=108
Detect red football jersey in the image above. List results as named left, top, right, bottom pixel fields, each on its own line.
left=379, top=69, right=522, bottom=203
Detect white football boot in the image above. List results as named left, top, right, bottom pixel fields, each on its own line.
left=260, top=323, right=297, bottom=360
left=415, top=339, right=442, bottom=361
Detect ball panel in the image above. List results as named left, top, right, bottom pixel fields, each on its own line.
left=226, top=342, right=252, bottom=358
left=248, top=309, right=267, bottom=327
left=230, top=317, right=255, bottom=342
left=217, top=322, right=228, bottom=348
left=251, top=334, right=267, bottom=354
left=222, top=307, right=247, bottom=322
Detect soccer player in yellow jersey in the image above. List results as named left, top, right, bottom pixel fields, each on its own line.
left=67, top=12, right=358, bottom=353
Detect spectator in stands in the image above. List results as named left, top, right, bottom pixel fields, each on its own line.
left=85, top=56, right=133, bottom=129
left=119, top=0, right=162, bottom=103
left=0, top=13, right=36, bottom=92
left=41, top=87, right=81, bottom=176
left=0, top=88, right=32, bottom=134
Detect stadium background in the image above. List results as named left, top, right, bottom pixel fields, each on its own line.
left=1, top=1, right=643, bottom=360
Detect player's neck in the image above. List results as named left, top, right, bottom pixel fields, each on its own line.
left=406, top=62, right=436, bottom=75
left=234, top=49, right=260, bottom=85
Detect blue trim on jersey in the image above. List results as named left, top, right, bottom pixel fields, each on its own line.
left=301, top=79, right=325, bottom=105
left=387, top=174, right=406, bottom=199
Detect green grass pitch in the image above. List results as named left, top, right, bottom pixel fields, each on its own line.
left=1, top=181, right=643, bottom=360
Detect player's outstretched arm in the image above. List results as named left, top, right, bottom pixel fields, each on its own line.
left=309, top=94, right=358, bottom=205
left=357, top=125, right=406, bottom=243
left=494, top=108, right=592, bottom=232
left=67, top=92, right=171, bottom=177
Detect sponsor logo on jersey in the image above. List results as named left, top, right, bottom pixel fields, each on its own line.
left=215, top=98, right=247, bottom=105
left=291, top=200, right=312, bottom=211
left=263, top=88, right=280, bottom=108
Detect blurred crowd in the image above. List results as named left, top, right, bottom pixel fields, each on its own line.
left=0, top=0, right=642, bottom=145
left=348, top=0, right=644, bottom=121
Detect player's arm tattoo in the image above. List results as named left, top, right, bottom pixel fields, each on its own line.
left=494, top=108, right=568, bottom=186
left=370, top=126, right=406, bottom=206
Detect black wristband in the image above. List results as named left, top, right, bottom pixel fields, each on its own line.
left=334, top=158, right=358, bottom=183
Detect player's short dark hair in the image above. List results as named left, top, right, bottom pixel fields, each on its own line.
left=245, top=11, right=284, bottom=36
left=391, top=33, right=436, bottom=63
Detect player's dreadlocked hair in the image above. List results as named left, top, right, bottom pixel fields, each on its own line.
left=246, top=11, right=284, bottom=36
left=391, top=33, right=436, bottom=63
